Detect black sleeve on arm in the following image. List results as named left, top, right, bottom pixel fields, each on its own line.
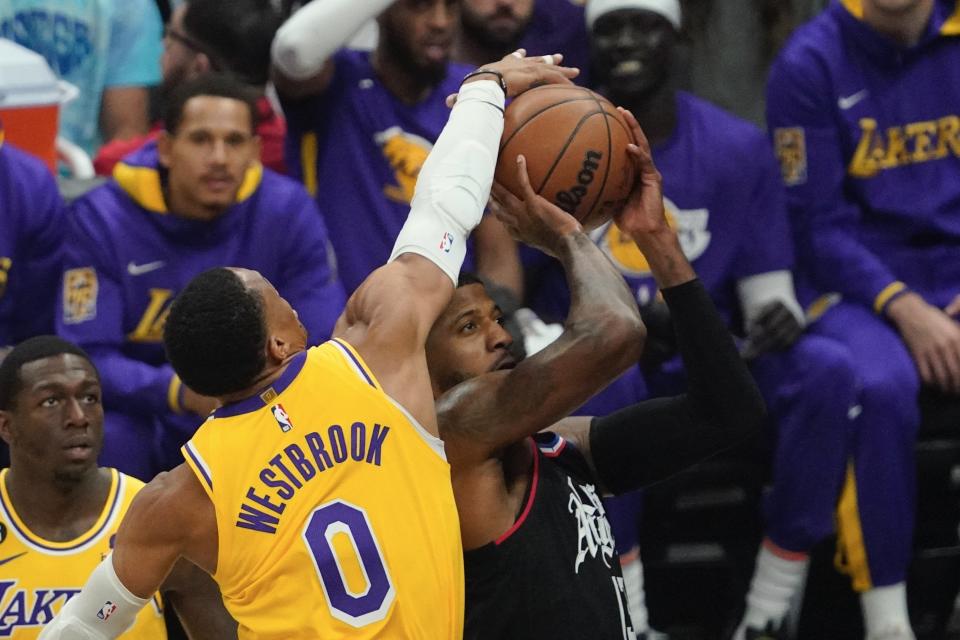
left=589, top=278, right=766, bottom=495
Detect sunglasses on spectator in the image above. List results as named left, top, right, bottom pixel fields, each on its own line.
left=163, top=26, right=223, bottom=71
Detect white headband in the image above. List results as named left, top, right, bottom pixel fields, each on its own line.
left=585, top=0, right=682, bottom=30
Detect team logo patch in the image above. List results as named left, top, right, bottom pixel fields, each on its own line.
left=96, top=601, right=117, bottom=621
left=774, top=127, right=808, bottom=186
left=63, top=267, right=99, bottom=324
left=271, top=403, right=294, bottom=433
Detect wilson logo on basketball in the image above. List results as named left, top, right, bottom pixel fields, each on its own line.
left=555, top=150, right=602, bottom=215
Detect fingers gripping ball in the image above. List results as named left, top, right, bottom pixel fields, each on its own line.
left=495, top=86, right=636, bottom=230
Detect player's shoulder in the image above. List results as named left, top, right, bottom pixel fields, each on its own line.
left=773, top=5, right=847, bottom=78
left=0, top=140, right=53, bottom=182
left=679, top=92, right=769, bottom=156
left=331, top=48, right=375, bottom=81
left=533, top=431, right=594, bottom=478
left=116, top=470, right=147, bottom=492
left=256, top=164, right=316, bottom=207
left=0, top=142, right=62, bottom=223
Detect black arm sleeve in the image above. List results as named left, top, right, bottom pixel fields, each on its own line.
left=589, top=278, right=766, bottom=494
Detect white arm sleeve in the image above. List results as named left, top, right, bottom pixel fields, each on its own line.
left=736, top=270, right=806, bottom=330
left=272, top=0, right=395, bottom=80
left=38, top=553, right=149, bottom=640
left=388, top=79, right=505, bottom=285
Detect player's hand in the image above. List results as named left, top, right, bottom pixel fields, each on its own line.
left=740, top=300, right=805, bottom=361
left=447, top=50, right=578, bottom=107
left=181, top=386, right=220, bottom=417
left=614, top=107, right=694, bottom=289
left=613, top=108, right=668, bottom=242
left=489, top=155, right=581, bottom=258
left=944, top=293, right=960, bottom=318
left=887, top=291, right=960, bottom=394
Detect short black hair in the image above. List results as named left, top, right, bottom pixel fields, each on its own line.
left=164, top=268, right=267, bottom=397
left=458, top=272, right=485, bottom=288
left=0, top=336, right=96, bottom=410
left=183, top=0, right=283, bottom=86
left=164, top=73, right=260, bottom=136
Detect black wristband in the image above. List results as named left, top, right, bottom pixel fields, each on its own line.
left=461, top=68, right=508, bottom=95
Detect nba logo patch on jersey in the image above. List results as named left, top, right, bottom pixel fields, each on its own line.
left=440, top=232, right=454, bottom=253
left=271, top=404, right=294, bottom=432
left=774, top=127, right=808, bottom=186
left=97, top=601, right=117, bottom=621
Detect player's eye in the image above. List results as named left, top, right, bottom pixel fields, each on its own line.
left=81, top=393, right=100, bottom=405
left=40, top=397, right=59, bottom=408
left=460, top=322, right=477, bottom=333
left=226, top=133, right=247, bottom=147
left=495, top=316, right=505, bottom=326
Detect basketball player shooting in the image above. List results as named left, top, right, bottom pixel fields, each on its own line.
left=39, top=51, right=577, bottom=640
left=425, top=109, right=767, bottom=639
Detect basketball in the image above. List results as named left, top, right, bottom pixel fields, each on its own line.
left=495, top=85, right=636, bottom=230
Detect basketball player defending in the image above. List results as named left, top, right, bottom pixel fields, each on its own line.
left=39, top=52, right=576, bottom=639
left=426, top=110, right=766, bottom=639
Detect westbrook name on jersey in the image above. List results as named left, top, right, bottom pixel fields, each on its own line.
left=182, top=339, right=463, bottom=639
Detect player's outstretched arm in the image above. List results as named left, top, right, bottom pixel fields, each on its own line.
left=545, top=108, right=765, bottom=491
left=271, top=0, right=393, bottom=97
left=438, top=152, right=645, bottom=463
left=336, top=53, right=577, bottom=434
left=551, top=277, right=767, bottom=495
left=40, top=465, right=216, bottom=639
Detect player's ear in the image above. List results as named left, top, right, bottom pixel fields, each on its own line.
left=0, top=410, right=14, bottom=446
left=194, top=53, right=213, bottom=76
left=266, top=335, right=289, bottom=364
left=157, top=132, right=174, bottom=169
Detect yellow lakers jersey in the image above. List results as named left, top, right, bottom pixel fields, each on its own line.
left=182, top=339, right=463, bottom=639
left=0, top=469, right=166, bottom=639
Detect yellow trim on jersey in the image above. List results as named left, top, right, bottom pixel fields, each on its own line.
left=0, top=127, right=5, bottom=149
left=331, top=338, right=383, bottom=391
left=300, top=132, right=318, bottom=197
left=113, top=161, right=264, bottom=214
left=168, top=374, right=184, bottom=414
left=0, top=468, right=121, bottom=552
left=805, top=292, right=842, bottom=323
left=834, top=463, right=873, bottom=592
left=942, top=1, right=960, bottom=34
left=841, top=0, right=863, bottom=18
left=873, top=281, right=907, bottom=314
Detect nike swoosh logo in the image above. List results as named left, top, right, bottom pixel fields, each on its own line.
left=838, top=90, right=869, bottom=110
left=0, top=551, right=27, bottom=566
left=127, top=261, right=165, bottom=276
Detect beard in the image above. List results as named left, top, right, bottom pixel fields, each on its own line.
left=460, top=5, right=530, bottom=55
left=379, top=19, right=448, bottom=88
